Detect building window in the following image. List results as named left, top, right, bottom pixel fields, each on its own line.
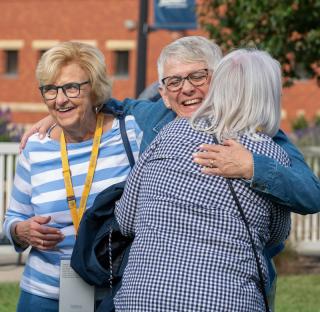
left=5, top=50, right=18, bottom=75
left=115, top=51, right=129, bottom=78
left=39, top=49, right=47, bottom=59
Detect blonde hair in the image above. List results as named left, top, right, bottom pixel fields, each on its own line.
left=191, top=48, right=282, bottom=141
left=36, top=41, right=112, bottom=107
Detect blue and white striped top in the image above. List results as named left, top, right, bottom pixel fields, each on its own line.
left=4, top=115, right=141, bottom=300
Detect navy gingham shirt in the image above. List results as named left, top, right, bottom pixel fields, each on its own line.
left=115, top=118, right=291, bottom=312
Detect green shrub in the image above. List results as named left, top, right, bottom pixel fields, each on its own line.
left=291, top=115, right=309, bottom=132
left=314, top=114, right=320, bottom=127
left=290, top=113, right=320, bottom=147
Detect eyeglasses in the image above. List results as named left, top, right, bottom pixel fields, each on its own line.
left=39, top=80, right=90, bottom=100
left=161, top=69, right=209, bottom=92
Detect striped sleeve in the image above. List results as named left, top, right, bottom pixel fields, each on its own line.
left=3, top=149, right=34, bottom=249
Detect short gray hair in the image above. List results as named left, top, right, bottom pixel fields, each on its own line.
left=36, top=41, right=112, bottom=108
left=191, top=49, right=282, bottom=141
left=157, top=36, right=222, bottom=83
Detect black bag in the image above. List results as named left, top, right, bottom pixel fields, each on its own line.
left=71, top=181, right=133, bottom=288
left=70, top=108, right=136, bottom=311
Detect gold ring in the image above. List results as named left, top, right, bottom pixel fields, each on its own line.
left=209, top=160, right=215, bottom=168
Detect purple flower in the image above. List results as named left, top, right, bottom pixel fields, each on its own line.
left=0, top=108, right=24, bottom=142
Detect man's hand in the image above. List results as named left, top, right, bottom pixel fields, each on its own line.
left=192, top=139, right=254, bottom=179
left=14, top=216, right=64, bottom=250
left=19, top=115, right=55, bottom=152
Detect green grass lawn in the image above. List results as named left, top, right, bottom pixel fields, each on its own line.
left=0, top=275, right=320, bottom=312
left=0, top=282, right=19, bottom=312
left=276, top=274, right=320, bottom=312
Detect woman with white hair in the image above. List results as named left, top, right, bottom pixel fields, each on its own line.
left=114, top=48, right=290, bottom=311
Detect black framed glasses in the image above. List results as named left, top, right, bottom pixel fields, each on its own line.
left=39, top=80, right=90, bottom=100
left=161, top=69, right=209, bottom=92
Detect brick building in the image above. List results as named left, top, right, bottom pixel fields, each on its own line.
left=0, top=0, right=318, bottom=132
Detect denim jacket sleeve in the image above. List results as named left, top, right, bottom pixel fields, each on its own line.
left=251, top=129, right=320, bottom=214
left=104, top=98, right=176, bottom=153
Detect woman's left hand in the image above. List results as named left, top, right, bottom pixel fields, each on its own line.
left=15, top=216, right=64, bottom=250
left=192, top=139, right=254, bottom=179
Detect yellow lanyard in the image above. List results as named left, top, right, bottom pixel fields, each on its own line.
left=60, top=113, right=104, bottom=233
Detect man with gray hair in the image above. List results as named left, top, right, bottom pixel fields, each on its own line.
left=111, top=36, right=320, bottom=310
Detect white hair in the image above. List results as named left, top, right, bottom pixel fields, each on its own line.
left=157, top=36, right=222, bottom=83
left=190, top=48, right=282, bottom=141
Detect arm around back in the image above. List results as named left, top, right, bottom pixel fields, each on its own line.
left=252, top=129, right=320, bottom=214
left=104, top=98, right=176, bottom=152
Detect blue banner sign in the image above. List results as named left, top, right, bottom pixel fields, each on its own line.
left=153, top=0, right=197, bottom=30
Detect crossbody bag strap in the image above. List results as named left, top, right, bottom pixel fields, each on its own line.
left=118, top=112, right=135, bottom=168
left=212, top=136, right=270, bottom=312
left=107, top=110, right=135, bottom=290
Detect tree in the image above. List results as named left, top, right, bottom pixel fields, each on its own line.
left=198, top=0, right=320, bottom=86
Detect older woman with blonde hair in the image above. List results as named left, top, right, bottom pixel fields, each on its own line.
left=114, top=48, right=290, bottom=311
left=3, top=41, right=141, bottom=311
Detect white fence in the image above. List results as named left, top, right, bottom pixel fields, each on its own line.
left=0, top=142, right=19, bottom=234
left=0, top=143, right=320, bottom=253
left=290, top=146, right=320, bottom=254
